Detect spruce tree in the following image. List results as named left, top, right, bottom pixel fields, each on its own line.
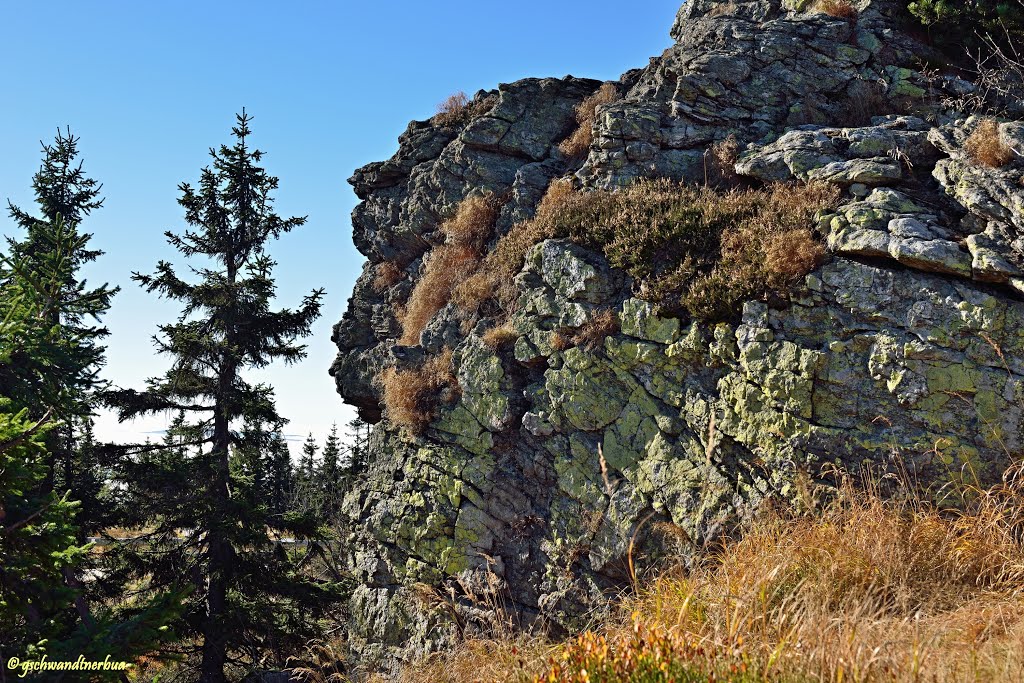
left=106, top=111, right=341, bottom=682
left=1, top=220, right=177, bottom=671
left=320, top=425, right=342, bottom=520
left=294, top=433, right=320, bottom=515
left=266, top=427, right=294, bottom=520
left=3, top=129, right=117, bottom=536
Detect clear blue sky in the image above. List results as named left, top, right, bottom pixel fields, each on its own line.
left=0, top=0, right=680, bottom=452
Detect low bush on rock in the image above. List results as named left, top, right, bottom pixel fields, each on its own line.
left=814, top=0, right=858, bottom=20
left=433, top=91, right=497, bottom=128
left=456, top=178, right=839, bottom=323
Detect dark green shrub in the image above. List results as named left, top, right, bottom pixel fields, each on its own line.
left=907, top=1, right=1024, bottom=58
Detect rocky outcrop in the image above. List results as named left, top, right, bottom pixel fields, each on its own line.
left=330, top=0, right=1024, bottom=673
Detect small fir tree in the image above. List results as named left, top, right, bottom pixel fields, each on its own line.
left=106, top=111, right=343, bottom=681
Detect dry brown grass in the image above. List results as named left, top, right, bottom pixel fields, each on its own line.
left=813, top=0, right=858, bottom=20
left=481, top=324, right=518, bottom=350
left=705, top=134, right=740, bottom=187
left=400, top=244, right=480, bottom=345
left=365, top=634, right=552, bottom=683
left=372, top=260, right=404, bottom=293
left=558, top=83, right=619, bottom=158
left=379, top=349, right=458, bottom=434
left=400, top=195, right=500, bottom=345
left=453, top=179, right=576, bottom=313
left=553, top=310, right=620, bottom=353
left=434, top=91, right=497, bottom=128
left=384, top=461, right=1024, bottom=682
left=440, top=193, right=500, bottom=253
left=967, top=118, right=1016, bottom=167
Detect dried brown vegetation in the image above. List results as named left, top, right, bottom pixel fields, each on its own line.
left=558, top=83, right=619, bottom=158
left=400, top=195, right=499, bottom=345
left=439, top=193, right=500, bottom=253
left=455, top=177, right=838, bottom=322
left=399, top=244, right=480, bottom=345
left=379, top=348, right=458, bottom=435
left=705, top=134, right=740, bottom=187
left=813, top=0, right=858, bottom=20
left=433, top=91, right=497, bottom=128
left=554, top=310, right=620, bottom=352
left=481, top=324, right=518, bottom=350
left=371, top=260, right=404, bottom=293
left=453, top=178, right=575, bottom=313
left=384, top=462, right=1024, bottom=682
left=967, top=118, right=1016, bottom=167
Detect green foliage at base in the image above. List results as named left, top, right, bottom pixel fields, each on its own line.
left=907, top=0, right=1024, bottom=58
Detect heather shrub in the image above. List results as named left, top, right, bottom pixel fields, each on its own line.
left=379, top=348, right=458, bottom=434
left=548, top=179, right=839, bottom=321
left=966, top=117, right=1016, bottom=167
left=455, top=178, right=838, bottom=322
left=554, top=310, right=620, bottom=352
left=559, top=83, right=619, bottom=158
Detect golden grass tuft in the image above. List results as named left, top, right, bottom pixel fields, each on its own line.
left=371, top=260, right=404, bottom=293
left=967, top=118, right=1016, bottom=167
left=399, top=244, right=480, bottom=345
left=813, top=0, right=858, bottom=19
left=481, top=324, right=519, bottom=350
left=379, top=348, right=458, bottom=435
left=400, top=194, right=499, bottom=345
left=453, top=178, right=576, bottom=313
left=439, top=193, right=500, bottom=253
left=433, top=91, right=497, bottom=128
left=558, top=83, right=619, bottom=158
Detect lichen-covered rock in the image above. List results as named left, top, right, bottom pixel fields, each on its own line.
left=330, top=0, right=1024, bottom=674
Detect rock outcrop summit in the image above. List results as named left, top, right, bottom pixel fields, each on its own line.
left=331, top=0, right=1024, bottom=670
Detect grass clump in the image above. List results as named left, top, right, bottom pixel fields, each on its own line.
left=434, top=91, right=497, bottom=128
left=559, top=83, right=619, bottom=158
left=400, top=194, right=499, bottom=345
left=453, top=178, right=575, bottom=313
left=371, top=260, right=404, bottom=293
left=481, top=324, right=519, bottom=350
left=813, top=0, right=858, bottom=19
left=379, top=348, right=458, bottom=435
left=966, top=118, right=1016, bottom=167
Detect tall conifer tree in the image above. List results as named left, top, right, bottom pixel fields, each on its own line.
left=3, top=129, right=117, bottom=534
left=107, top=111, right=341, bottom=681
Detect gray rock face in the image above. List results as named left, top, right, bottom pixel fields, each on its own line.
left=329, top=0, right=1024, bottom=674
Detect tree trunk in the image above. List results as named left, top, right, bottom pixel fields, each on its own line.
left=199, top=382, right=234, bottom=683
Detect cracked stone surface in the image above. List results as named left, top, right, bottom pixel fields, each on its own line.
left=329, top=0, right=1024, bottom=672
